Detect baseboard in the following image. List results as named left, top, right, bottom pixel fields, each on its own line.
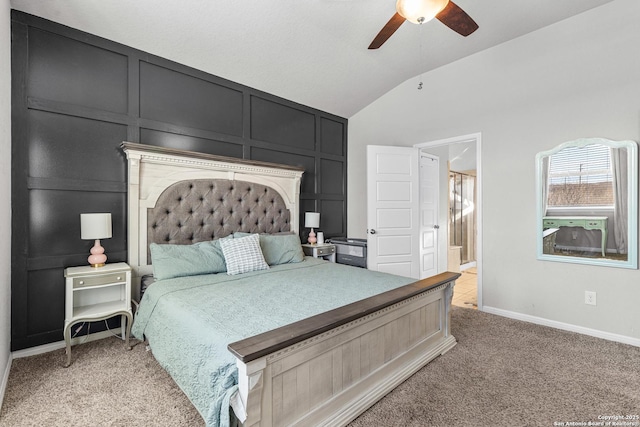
left=11, top=330, right=121, bottom=359
left=553, top=245, right=620, bottom=255
left=482, top=306, right=640, bottom=347
left=0, top=353, right=12, bottom=411
left=460, top=261, right=476, bottom=271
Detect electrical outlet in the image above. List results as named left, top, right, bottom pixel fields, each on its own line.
left=585, top=291, right=597, bottom=306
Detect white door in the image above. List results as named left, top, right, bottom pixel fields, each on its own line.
left=419, top=153, right=439, bottom=278
left=366, top=145, right=420, bottom=278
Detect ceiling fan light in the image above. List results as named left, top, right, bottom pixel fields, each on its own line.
left=396, top=0, right=449, bottom=24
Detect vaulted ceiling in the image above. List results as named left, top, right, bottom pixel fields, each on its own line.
left=11, top=0, right=614, bottom=118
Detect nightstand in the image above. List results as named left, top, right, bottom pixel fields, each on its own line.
left=63, top=262, right=132, bottom=367
left=302, top=243, right=336, bottom=262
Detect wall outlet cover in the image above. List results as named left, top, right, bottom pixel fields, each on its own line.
left=585, top=291, right=597, bottom=306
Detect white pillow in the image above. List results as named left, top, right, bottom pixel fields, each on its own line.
left=220, top=233, right=269, bottom=275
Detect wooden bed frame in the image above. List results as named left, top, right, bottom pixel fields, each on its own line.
left=122, top=142, right=459, bottom=427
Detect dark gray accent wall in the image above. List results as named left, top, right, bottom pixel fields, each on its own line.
left=11, top=10, right=348, bottom=351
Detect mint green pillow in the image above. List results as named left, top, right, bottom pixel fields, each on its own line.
left=233, top=232, right=304, bottom=265
left=150, top=238, right=229, bottom=280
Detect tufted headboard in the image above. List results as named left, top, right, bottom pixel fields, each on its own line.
left=121, top=142, right=304, bottom=289
left=147, top=178, right=292, bottom=260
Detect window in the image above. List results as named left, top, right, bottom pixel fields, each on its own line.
left=547, top=144, right=613, bottom=207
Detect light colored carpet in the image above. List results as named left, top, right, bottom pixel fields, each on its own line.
left=0, top=339, right=203, bottom=426
left=350, top=307, right=640, bottom=427
left=1, top=307, right=638, bottom=426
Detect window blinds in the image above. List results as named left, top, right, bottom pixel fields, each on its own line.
left=548, top=144, right=613, bottom=207
left=549, top=145, right=612, bottom=184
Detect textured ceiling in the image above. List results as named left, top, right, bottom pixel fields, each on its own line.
left=11, top=0, right=615, bottom=118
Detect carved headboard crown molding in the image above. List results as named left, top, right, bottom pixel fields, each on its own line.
left=121, top=142, right=304, bottom=173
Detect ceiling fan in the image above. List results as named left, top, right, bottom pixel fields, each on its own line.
left=368, top=0, right=478, bottom=49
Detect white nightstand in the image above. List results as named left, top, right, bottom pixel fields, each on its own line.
left=302, top=243, right=336, bottom=262
left=63, top=262, right=133, bottom=367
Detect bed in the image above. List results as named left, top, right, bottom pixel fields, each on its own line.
left=122, top=142, right=459, bottom=427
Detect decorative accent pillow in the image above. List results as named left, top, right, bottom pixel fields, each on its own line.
left=149, top=238, right=229, bottom=280
left=220, top=233, right=270, bottom=275
left=234, top=232, right=304, bottom=266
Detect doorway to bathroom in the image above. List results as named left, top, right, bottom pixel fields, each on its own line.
left=449, top=170, right=477, bottom=269
left=415, top=132, right=482, bottom=310
left=449, top=170, right=478, bottom=309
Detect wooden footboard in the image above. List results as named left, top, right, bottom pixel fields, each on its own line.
left=228, top=271, right=459, bottom=427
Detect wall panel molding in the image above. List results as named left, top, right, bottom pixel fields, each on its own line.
left=11, top=10, right=348, bottom=351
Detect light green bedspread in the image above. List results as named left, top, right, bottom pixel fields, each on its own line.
left=131, top=257, right=415, bottom=427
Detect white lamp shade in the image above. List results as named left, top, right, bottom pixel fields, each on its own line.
left=304, top=212, right=320, bottom=228
left=80, top=213, right=112, bottom=240
left=396, top=0, right=449, bottom=24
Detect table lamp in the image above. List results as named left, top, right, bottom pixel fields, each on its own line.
left=80, top=213, right=112, bottom=267
left=305, top=212, right=320, bottom=245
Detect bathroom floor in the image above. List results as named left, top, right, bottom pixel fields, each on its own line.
left=452, top=267, right=477, bottom=309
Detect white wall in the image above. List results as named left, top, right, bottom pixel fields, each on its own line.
left=1, top=0, right=13, bottom=404
left=348, top=0, right=640, bottom=342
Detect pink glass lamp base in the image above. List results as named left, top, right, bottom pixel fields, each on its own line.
left=88, top=239, right=107, bottom=267
left=307, top=228, right=317, bottom=245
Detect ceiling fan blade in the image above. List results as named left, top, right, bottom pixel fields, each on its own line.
left=368, top=12, right=406, bottom=50
left=436, top=1, right=478, bottom=37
